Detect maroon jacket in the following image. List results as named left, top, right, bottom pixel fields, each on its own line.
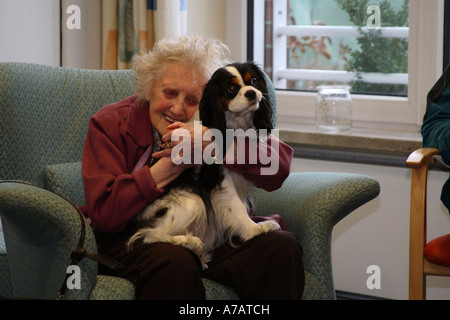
left=81, top=95, right=293, bottom=233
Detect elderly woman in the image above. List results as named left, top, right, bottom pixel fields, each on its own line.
left=81, top=35, right=304, bottom=300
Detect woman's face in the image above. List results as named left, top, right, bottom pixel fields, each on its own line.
left=148, top=63, right=207, bottom=136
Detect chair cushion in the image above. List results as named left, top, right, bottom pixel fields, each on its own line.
left=43, top=162, right=85, bottom=207
left=89, top=275, right=135, bottom=300
left=424, top=234, right=450, bottom=267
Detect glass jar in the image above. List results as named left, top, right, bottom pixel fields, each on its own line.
left=315, top=85, right=352, bottom=132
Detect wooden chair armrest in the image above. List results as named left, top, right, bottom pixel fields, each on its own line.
left=406, top=148, right=440, bottom=169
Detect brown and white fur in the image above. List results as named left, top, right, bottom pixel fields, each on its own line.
left=127, top=62, right=280, bottom=266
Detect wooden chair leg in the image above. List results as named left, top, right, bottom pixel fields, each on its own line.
left=409, top=166, right=428, bottom=300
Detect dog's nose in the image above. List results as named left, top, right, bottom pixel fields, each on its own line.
left=245, top=90, right=256, bottom=100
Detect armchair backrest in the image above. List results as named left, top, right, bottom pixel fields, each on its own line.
left=0, top=63, right=135, bottom=188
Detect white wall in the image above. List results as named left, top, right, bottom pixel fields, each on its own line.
left=187, top=0, right=247, bottom=62
left=187, top=0, right=225, bottom=40
left=61, top=0, right=102, bottom=69
left=0, top=0, right=60, bottom=66
left=292, top=157, right=450, bottom=300
left=0, top=0, right=230, bottom=68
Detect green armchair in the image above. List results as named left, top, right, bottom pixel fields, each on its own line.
left=0, top=62, right=380, bottom=300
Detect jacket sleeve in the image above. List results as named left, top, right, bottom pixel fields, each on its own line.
left=224, top=134, right=293, bottom=191
left=421, top=65, right=450, bottom=211
left=82, top=114, right=165, bottom=233
left=421, top=65, right=450, bottom=165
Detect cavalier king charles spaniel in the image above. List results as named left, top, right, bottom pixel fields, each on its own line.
left=127, top=62, right=280, bottom=266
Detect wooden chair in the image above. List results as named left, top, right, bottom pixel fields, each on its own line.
left=406, top=147, right=450, bottom=300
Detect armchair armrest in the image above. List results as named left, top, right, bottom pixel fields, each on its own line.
left=0, top=181, right=134, bottom=300
left=0, top=181, right=98, bottom=299
left=250, top=171, right=380, bottom=299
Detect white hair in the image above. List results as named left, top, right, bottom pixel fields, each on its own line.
left=133, top=34, right=231, bottom=102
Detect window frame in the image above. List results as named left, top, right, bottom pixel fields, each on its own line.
left=236, top=0, right=444, bottom=131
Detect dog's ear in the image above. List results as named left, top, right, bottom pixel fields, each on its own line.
left=252, top=66, right=273, bottom=131
left=254, top=97, right=273, bottom=131
left=199, top=79, right=227, bottom=134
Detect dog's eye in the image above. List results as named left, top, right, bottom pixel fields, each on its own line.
left=250, top=77, right=258, bottom=86
left=227, top=85, right=237, bottom=93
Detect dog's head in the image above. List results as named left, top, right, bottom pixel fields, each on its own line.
left=199, top=62, right=273, bottom=133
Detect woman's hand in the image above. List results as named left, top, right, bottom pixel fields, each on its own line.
left=149, top=156, right=190, bottom=189
left=149, top=122, right=215, bottom=189
left=152, top=121, right=213, bottom=165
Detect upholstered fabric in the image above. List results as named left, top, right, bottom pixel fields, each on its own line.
left=263, top=71, right=277, bottom=128
left=44, top=162, right=85, bottom=207
left=0, top=181, right=136, bottom=300
left=0, top=62, right=380, bottom=300
left=203, top=278, right=239, bottom=300
left=302, top=271, right=324, bottom=300
left=0, top=182, right=97, bottom=299
left=0, top=63, right=135, bottom=188
left=89, top=275, right=135, bottom=300
left=0, top=237, right=12, bottom=298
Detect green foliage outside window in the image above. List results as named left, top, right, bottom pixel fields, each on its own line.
left=335, top=0, right=409, bottom=96
left=286, top=0, right=409, bottom=96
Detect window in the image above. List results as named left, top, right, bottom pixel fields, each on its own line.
left=249, top=0, right=444, bottom=131
left=270, top=0, right=409, bottom=97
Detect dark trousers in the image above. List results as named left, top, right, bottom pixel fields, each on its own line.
left=95, top=229, right=305, bottom=300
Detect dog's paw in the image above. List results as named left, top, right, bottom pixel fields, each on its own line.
left=241, top=220, right=281, bottom=242
left=257, top=220, right=281, bottom=233
left=171, top=235, right=204, bottom=256
left=200, top=252, right=212, bottom=270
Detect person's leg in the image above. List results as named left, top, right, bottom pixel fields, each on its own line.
left=203, top=230, right=305, bottom=300
left=95, top=230, right=205, bottom=300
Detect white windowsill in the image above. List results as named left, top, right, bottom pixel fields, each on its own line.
left=278, top=123, right=422, bottom=156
